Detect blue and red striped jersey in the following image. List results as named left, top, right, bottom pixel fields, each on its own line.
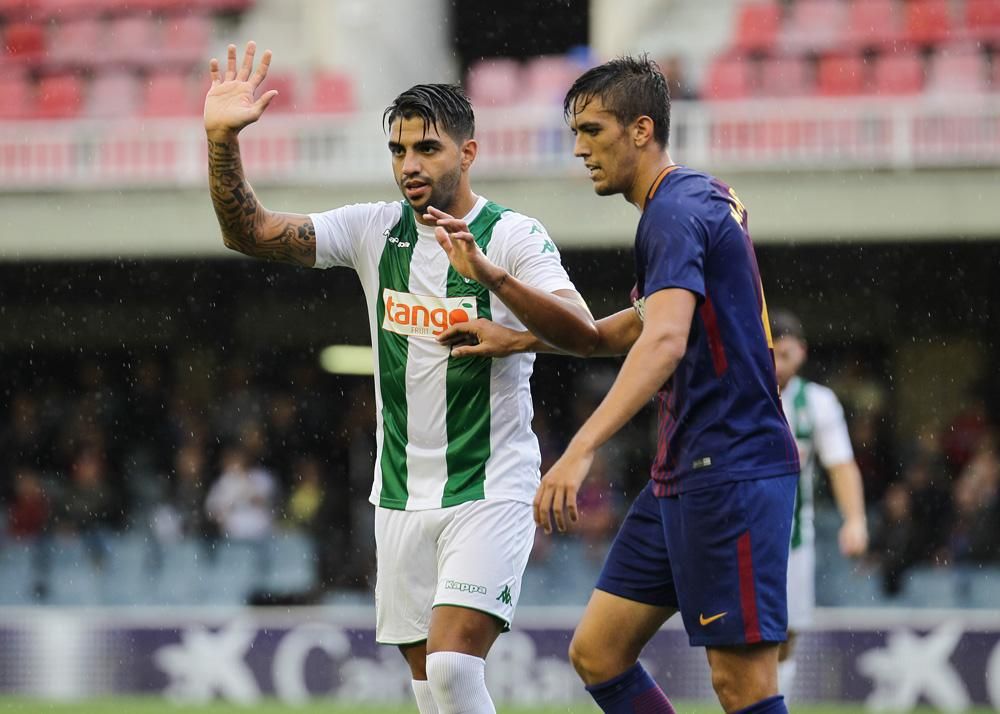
left=632, top=166, right=798, bottom=496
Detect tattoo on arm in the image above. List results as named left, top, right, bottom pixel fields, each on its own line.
left=207, top=136, right=316, bottom=266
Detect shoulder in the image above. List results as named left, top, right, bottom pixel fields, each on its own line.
left=804, top=381, right=846, bottom=414
left=312, top=201, right=403, bottom=229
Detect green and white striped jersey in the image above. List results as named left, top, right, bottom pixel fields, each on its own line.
left=782, top=376, right=855, bottom=549
left=310, top=196, right=576, bottom=511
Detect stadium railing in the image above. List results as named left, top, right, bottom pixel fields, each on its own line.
left=2, top=96, right=1000, bottom=190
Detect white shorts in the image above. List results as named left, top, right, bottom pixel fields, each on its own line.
left=786, top=543, right=815, bottom=631
left=373, top=498, right=535, bottom=645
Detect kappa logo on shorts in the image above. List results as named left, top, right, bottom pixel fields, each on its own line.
left=496, top=585, right=512, bottom=605
left=444, top=579, right=488, bottom=595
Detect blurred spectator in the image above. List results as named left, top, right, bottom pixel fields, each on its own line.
left=7, top=466, right=50, bottom=539
left=898, top=422, right=953, bottom=562
left=286, top=455, right=325, bottom=529
left=941, top=397, right=992, bottom=476
left=122, top=356, right=171, bottom=475
left=871, top=482, right=919, bottom=596
left=0, top=393, right=54, bottom=500
left=151, top=441, right=211, bottom=542
left=57, top=444, right=119, bottom=568
left=205, top=445, right=278, bottom=541
left=266, top=392, right=313, bottom=486
left=661, top=55, right=698, bottom=101
left=947, top=432, right=1000, bottom=564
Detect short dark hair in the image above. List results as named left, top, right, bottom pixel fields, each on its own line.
left=770, top=309, right=806, bottom=342
left=563, top=54, right=670, bottom=147
left=383, top=84, right=475, bottom=143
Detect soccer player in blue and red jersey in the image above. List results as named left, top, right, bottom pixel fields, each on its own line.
left=437, top=55, right=799, bottom=714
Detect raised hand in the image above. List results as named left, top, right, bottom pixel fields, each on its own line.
left=425, top=206, right=507, bottom=289
left=204, top=41, right=278, bottom=136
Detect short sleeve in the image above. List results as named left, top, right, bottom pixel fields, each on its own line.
left=810, top=385, right=855, bottom=468
left=638, top=198, right=707, bottom=299
left=494, top=213, right=577, bottom=294
left=309, top=203, right=383, bottom=270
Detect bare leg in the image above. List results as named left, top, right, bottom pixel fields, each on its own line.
left=706, top=643, right=780, bottom=712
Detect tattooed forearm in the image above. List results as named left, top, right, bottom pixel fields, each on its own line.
left=207, top=135, right=316, bottom=267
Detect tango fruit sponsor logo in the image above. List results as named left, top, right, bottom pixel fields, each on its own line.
left=382, top=289, right=476, bottom=338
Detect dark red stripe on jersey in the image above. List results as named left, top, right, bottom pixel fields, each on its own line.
left=737, top=530, right=762, bottom=644
left=699, top=296, right=728, bottom=377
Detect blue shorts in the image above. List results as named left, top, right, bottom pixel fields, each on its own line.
left=595, top=475, right=797, bottom=647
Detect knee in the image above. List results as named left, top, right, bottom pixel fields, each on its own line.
left=569, top=633, right=625, bottom=686
left=425, top=651, right=486, bottom=709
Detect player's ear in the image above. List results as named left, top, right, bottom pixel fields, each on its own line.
left=460, top=138, right=478, bottom=170
left=632, top=116, right=655, bottom=148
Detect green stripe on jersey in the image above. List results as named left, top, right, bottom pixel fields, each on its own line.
left=790, top=379, right=810, bottom=549
left=442, top=202, right=509, bottom=506
left=376, top=204, right=417, bottom=508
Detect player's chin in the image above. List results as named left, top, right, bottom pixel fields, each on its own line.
left=593, top=180, right=618, bottom=196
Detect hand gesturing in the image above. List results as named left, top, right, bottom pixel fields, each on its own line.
left=204, top=41, right=278, bottom=136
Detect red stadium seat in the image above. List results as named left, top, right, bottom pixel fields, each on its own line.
left=523, top=55, right=581, bottom=105
left=0, top=0, right=35, bottom=21
left=872, top=51, right=925, bottom=95
left=85, top=70, right=139, bottom=117
left=257, top=71, right=297, bottom=112
left=3, top=22, right=45, bottom=65
left=703, top=55, right=754, bottom=100
left=758, top=56, right=812, bottom=97
left=966, top=0, right=1000, bottom=42
left=903, top=0, right=955, bottom=46
left=48, top=19, right=105, bottom=69
left=161, top=14, right=211, bottom=67
left=926, top=45, right=988, bottom=94
left=141, top=71, right=199, bottom=116
left=780, top=0, right=847, bottom=53
left=105, top=16, right=159, bottom=68
left=816, top=54, right=868, bottom=96
left=732, top=1, right=783, bottom=53
left=309, top=70, right=355, bottom=114
left=34, top=74, right=83, bottom=118
left=466, top=58, right=522, bottom=107
left=0, top=74, right=33, bottom=118
left=846, top=0, right=901, bottom=49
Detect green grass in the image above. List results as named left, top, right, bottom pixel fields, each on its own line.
left=0, top=699, right=996, bottom=714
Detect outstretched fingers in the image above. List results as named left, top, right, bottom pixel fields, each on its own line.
left=249, top=49, right=273, bottom=90
left=237, top=40, right=256, bottom=82
left=225, top=44, right=237, bottom=81
left=253, top=89, right=279, bottom=115
left=209, top=57, right=221, bottom=85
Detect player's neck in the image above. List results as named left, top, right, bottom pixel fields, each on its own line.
left=630, top=152, right=676, bottom=211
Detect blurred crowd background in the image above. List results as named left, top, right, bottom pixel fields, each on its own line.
left=1, top=0, right=999, bottom=610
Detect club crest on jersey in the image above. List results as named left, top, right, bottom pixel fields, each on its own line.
left=382, top=289, right=475, bottom=338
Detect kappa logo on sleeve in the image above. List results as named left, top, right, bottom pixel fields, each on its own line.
left=382, top=289, right=476, bottom=338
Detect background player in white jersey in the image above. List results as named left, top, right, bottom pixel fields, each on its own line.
left=203, top=42, right=597, bottom=714
left=770, top=309, right=868, bottom=695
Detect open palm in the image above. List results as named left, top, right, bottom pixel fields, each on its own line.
left=204, top=41, right=278, bottom=135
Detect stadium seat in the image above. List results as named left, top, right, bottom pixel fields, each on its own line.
left=872, top=51, right=925, bottom=95
left=817, top=54, right=868, bottom=96
left=85, top=70, right=140, bottom=117
left=0, top=0, right=34, bottom=22
left=780, top=0, right=848, bottom=53
left=523, top=55, right=581, bottom=105
left=47, top=19, right=105, bottom=69
left=140, top=71, right=200, bottom=116
left=966, top=0, right=1000, bottom=42
left=927, top=45, right=989, bottom=94
left=35, top=74, right=84, bottom=118
left=466, top=58, right=522, bottom=107
left=702, top=55, right=754, bottom=100
left=0, top=73, right=33, bottom=118
left=105, top=16, right=159, bottom=68
left=261, top=530, right=316, bottom=593
left=161, top=13, right=211, bottom=67
left=308, top=70, right=356, bottom=114
left=2, top=22, right=45, bottom=65
left=257, top=71, right=298, bottom=112
left=0, top=540, right=37, bottom=604
left=759, top=56, right=813, bottom=97
left=903, top=0, right=956, bottom=46
left=731, top=0, right=783, bottom=54
left=846, top=0, right=901, bottom=49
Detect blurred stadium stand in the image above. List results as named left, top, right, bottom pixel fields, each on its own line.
left=0, top=0, right=998, bottom=632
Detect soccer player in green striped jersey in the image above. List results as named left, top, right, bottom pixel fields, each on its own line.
left=770, top=310, right=868, bottom=697
left=204, top=42, right=597, bottom=714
